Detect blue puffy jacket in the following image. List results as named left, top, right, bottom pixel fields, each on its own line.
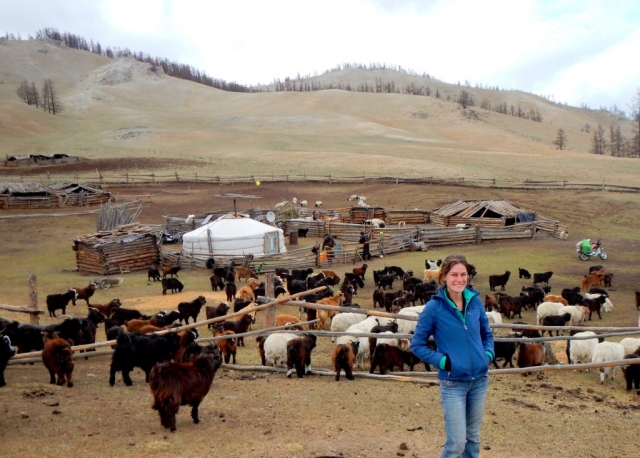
left=411, top=286, right=494, bottom=381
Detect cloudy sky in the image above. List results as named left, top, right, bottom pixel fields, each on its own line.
left=2, top=0, right=639, bottom=113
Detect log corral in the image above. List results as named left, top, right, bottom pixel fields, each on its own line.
left=0, top=181, right=111, bottom=210
left=73, top=224, right=160, bottom=275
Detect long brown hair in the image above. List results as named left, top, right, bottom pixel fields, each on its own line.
left=438, top=254, right=470, bottom=285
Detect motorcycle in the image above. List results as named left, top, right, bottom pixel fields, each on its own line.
left=160, top=231, right=183, bottom=244
left=575, top=239, right=607, bottom=261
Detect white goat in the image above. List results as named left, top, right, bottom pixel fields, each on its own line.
left=330, top=313, right=366, bottom=342
left=569, top=331, right=599, bottom=369
left=559, top=305, right=588, bottom=326
left=619, top=337, right=640, bottom=356
left=300, top=200, right=308, bottom=207
left=591, top=341, right=625, bottom=384
left=315, top=201, right=322, bottom=208
left=292, top=197, right=297, bottom=205
left=486, top=311, right=502, bottom=335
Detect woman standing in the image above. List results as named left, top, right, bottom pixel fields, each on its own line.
left=411, top=254, right=494, bottom=458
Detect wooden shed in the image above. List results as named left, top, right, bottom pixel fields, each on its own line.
left=0, top=181, right=112, bottom=209
left=430, top=200, right=536, bottom=228
left=73, top=224, right=160, bottom=275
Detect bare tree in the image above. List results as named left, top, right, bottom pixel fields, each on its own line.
left=457, top=90, right=474, bottom=109
left=553, top=128, right=567, bottom=150
left=16, top=80, right=29, bottom=103
left=629, top=88, right=640, bottom=157
left=42, top=79, right=63, bottom=115
left=590, top=124, right=606, bottom=155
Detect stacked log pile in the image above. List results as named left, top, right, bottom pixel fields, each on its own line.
left=74, top=224, right=160, bottom=275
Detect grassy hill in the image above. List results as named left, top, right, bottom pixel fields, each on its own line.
left=0, top=38, right=638, bottom=185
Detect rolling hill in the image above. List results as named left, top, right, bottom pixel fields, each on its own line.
left=0, top=37, right=638, bottom=185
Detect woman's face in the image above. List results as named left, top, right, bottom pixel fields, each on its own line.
left=443, top=262, right=468, bottom=294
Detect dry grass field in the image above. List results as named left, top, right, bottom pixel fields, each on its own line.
left=1, top=177, right=640, bottom=458
left=1, top=37, right=640, bottom=457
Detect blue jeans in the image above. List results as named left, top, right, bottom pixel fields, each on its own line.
left=439, top=376, right=489, bottom=458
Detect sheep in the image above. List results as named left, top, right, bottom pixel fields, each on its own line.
left=489, top=271, right=511, bottom=291
left=292, top=197, right=297, bottom=205
left=330, top=313, right=366, bottom=341
left=42, top=331, right=74, bottom=387
left=558, top=305, right=588, bottom=326
left=300, top=200, right=308, bottom=207
left=286, top=334, right=317, bottom=378
left=314, top=201, right=322, bottom=208
left=536, top=301, right=564, bottom=325
left=213, top=327, right=237, bottom=364
left=274, top=201, right=287, bottom=210
left=568, top=331, right=599, bottom=368
left=516, top=343, right=545, bottom=375
left=591, top=341, right=625, bottom=384
left=619, top=338, right=640, bottom=357
left=149, top=344, right=222, bottom=432
left=261, top=332, right=298, bottom=367
left=332, top=341, right=359, bottom=381
left=364, top=218, right=386, bottom=228
left=0, top=335, right=16, bottom=387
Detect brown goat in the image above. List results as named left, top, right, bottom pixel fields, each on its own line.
left=543, top=294, right=568, bottom=306
left=237, top=279, right=260, bottom=302
left=581, top=273, right=604, bottom=291
left=352, top=264, right=368, bottom=280
left=275, top=314, right=305, bottom=330
left=149, top=344, right=222, bottom=432
left=516, top=342, right=545, bottom=376
left=214, top=327, right=237, bottom=364
left=162, top=266, right=182, bottom=278
left=91, top=298, right=122, bottom=317
left=42, top=331, right=74, bottom=387
left=332, top=341, right=359, bottom=381
left=235, top=266, right=258, bottom=282
left=316, top=292, right=345, bottom=330
left=72, top=282, right=98, bottom=306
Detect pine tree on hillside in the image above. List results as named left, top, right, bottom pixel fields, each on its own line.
left=42, top=79, right=63, bottom=115
left=590, top=124, right=606, bottom=155
left=553, top=128, right=567, bottom=150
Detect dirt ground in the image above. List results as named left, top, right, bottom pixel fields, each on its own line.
left=2, top=159, right=640, bottom=458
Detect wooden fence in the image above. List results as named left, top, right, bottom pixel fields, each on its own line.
left=0, top=275, right=43, bottom=324
left=1, top=171, right=640, bottom=193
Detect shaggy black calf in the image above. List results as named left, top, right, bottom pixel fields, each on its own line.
left=162, top=278, right=184, bottom=295
left=583, top=295, right=607, bottom=320
left=384, top=266, right=405, bottom=279
left=104, top=319, right=125, bottom=344
left=3, top=318, right=82, bottom=354
left=286, top=334, right=317, bottom=378
left=46, top=289, right=78, bottom=318
left=150, top=344, right=222, bottom=432
left=209, top=274, right=225, bottom=291
left=562, top=287, right=583, bottom=306
left=518, top=268, right=532, bottom=279
left=290, top=268, right=314, bottom=281
left=622, top=351, right=640, bottom=394
left=177, top=296, right=207, bottom=324
left=109, top=332, right=182, bottom=386
left=520, top=286, right=545, bottom=309
left=0, top=335, right=16, bottom=387
left=489, top=271, right=511, bottom=291
left=297, top=228, right=309, bottom=238
left=343, top=273, right=365, bottom=289
left=77, top=308, right=107, bottom=358
left=225, top=281, right=236, bottom=302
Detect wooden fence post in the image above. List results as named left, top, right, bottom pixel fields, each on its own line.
left=265, top=273, right=275, bottom=328
left=28, top=274, right=39, bottom=324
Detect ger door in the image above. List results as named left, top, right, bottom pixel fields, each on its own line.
left=264, top=232, right=280, bottom=255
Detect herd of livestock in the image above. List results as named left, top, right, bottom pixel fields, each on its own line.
left=1, top=254, right=640, bottom=431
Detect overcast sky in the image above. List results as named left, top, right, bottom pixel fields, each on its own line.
left=2, top=0, right=639, bottom=113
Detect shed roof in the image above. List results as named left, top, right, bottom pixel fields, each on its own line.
left=432, top=200, right=533, bottom=218
left=0, top=182, right=50, bottom=195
